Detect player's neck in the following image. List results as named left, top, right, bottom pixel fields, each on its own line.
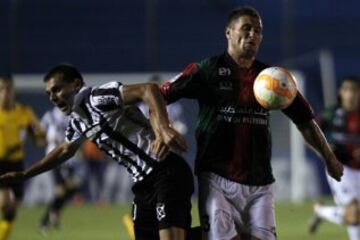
left=342, top=102, right=359, bottom=112
left=227, top=51, right=254, bottom=69
left=0, top=100, right=14, bottom=111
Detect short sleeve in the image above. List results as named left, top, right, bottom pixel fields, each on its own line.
left=282, top=91, right=314, bottom=125
left=90, top=81, right=123, bottom=112
left=160, top=63, right=206, bottom=103
left=65, top=117, right=84, bottom=143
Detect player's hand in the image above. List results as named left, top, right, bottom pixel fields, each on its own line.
left=0, top=171, right=26, bottom=184
left=158, top=126, right=187, bottom=153
left=150, top=137, right=170, bottom=160
left=325, top=157, right=343, bottom=182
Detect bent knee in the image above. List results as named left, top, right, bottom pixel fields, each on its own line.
left=159, top=227, right=185, bottom=240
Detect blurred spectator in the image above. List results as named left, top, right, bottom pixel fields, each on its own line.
left=101, top=161, right=133, bottom=204
left=38, top=107, right=87, bottom=234
left=309, top=76, right=360, bottom=240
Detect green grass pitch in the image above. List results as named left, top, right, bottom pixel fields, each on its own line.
left=9, top=200, right=347, bottom=240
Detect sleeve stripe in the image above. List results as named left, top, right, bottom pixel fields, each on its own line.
left=66, top=125, right=75, bottom=142
left=95, top=103, right=118, bottom=112
left=72, top=119, right=83, bottom=133
left=80, top=99, right=94, bottom=124
left=92, top=88, right=119, bottom=97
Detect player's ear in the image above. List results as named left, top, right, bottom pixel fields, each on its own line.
left=74, top=78, right=83, bottom=91
left=225, top=27, right=231, bottom=40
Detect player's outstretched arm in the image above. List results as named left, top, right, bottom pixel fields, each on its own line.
left=121, top=83, right=187, bottom=158
left=297, top=119, right=343, bottom=181
left=0, top=140, right=80, bottom=183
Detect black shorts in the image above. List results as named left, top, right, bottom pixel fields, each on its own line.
left=0, top=161, right=24, bottom=200
left=131, top=153, right=194, bottom=240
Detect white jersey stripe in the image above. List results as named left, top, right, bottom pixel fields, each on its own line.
left=66, top=82, right=158, bottom=182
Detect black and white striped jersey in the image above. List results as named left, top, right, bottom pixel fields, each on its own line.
left=65, top=81, right=158, bottom=182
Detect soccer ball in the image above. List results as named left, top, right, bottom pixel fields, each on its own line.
left=253, top=67, right=298, bottom=110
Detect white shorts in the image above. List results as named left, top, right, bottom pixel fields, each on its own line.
left=198, top=172, right=276, bottom=240
left=327, top=165, right=360, bottom=206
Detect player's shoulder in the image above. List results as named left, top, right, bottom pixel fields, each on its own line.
left=253, top=59, right=271, bottom=72
left=180, top=53, right=223, bottom=74
left=73, top=86, right=92, bottom=107
left=91, top=81, right=122, bottom=92
left=14, top=102, right=34, bottom=115
left=322, top=104, right=338, bottom=114
left=324, top=104, right=342, bottom=118
left=189, top=54, right=224, bottom=77
left=87, top=82, right=123, bottom=112
left=74, top=82, right=122, bottom=103
left=90, top=81, right=122, bottom=102
left=14, top=102, right=30, bottom=110
left=316, top=104, right=339, bottom=126
left=200, top=54, right=223, bottom=67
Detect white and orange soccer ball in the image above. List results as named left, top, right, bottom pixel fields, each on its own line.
left=253, top=67, right=298, bottom=110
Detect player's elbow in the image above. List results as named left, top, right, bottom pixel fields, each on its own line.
left=144, top=83, right=160, bottom=94
left=143, top=83, right=161, bottom=100
left=59, top=142, right=77, bottom=159
left=296, top=119, right=316, bottom=132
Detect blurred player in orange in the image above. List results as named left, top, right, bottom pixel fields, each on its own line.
left=0, top=75, right=45, bottom=240
left=309, top=76, right=360, bottom=240
left=82, top=139, right=107, bottom=204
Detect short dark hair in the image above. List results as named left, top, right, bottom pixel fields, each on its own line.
left=337, top=75, right=360, bottom=105
left=44, top=63, right=84, bottom=84
left=340, top=75, right=359, bottom=87
left=226, top=7, right=261, bottom=29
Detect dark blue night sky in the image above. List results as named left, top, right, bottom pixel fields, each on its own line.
left=0, top=0, right=359, bottom=82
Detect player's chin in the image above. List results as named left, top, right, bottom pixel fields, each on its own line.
left=241, top=49, right=257, bottom=59
left=59, top=106, right=71, bottom=115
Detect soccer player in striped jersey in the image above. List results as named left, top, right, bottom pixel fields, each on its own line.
left=0, top=75, right=46, bottom=240
left=0, top=64, right=194, bottom=240
left=160, top=7, right=343, bottom=240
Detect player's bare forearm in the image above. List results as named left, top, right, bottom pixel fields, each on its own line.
left=297, top=120, right=332, bottom=161
left=122, top=83, right=187, bottom=153
left=297, top=119, right=343, bottom=181
left=24, top=141, right=78, bottom=179
left=143, top=87, right=187, bottom=152
left=122, top=83, right=170, bottom=133
left=0, top=141, right=79, bottom=184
